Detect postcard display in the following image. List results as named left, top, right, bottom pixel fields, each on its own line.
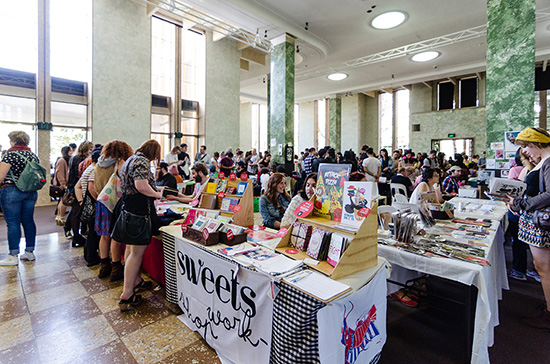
left=200, top=177, right=254, bottom=227
left=276, top=164, right=379, bottom=280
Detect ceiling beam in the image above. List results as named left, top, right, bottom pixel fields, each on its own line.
left=240, top=59, right=249, bottom=71
left=147, top=3, right=159, bottom=17
left=381, top=88, right=393, bottom=94
left=362, top=91, right=376, bottom=98
left=241, top=48, right=266, bottom=66
left=422, top=81, right=432, bottom=89
left=238, top=42, right=250, bottom=51
left=448, top=77, right=457, bottom=85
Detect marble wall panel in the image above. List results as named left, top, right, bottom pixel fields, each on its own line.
left=329, top=98, right=342, bottom=152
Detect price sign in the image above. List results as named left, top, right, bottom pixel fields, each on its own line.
left=229, top=173, right=237, bottom=181
left=218, top=191, right=225, bottom=199
left=234, top=205, right=242, bottom=213
left=240, top=173, right=248, bottom=181
left=218, top=172, right=225, bottom=179
left=181, top=225, right=188, bottom=233
left=294, top=201, right=314, bottom=218
left=202, top=229, right=209, bottom=240
left=333, top=208, right=342, bottom=222
left=190, top=199, right=199, bottom=207
left=276, top=228, right=288, bottom=238
left=285, top=248, right=298, bottom=254
left=226, top=229, right=234, bottom=241
left=358, top=207, right=371, bottom=218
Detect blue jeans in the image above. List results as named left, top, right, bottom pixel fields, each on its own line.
left=0, top=186, right=38, bottom=255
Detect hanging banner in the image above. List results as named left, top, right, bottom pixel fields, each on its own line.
left=317, top=268, right=387, bottom=364
left=175, top=238, right=273, bottom=364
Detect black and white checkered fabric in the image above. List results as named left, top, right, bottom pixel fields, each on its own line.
left=161, top=231, right=179, bottom=305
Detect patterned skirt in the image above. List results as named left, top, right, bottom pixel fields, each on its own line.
left=518, top=211, right=550, bottom=248
left=94, top=201, right=112, bottom=236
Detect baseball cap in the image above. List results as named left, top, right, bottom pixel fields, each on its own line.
left=448, top=165, right=462, bottom=172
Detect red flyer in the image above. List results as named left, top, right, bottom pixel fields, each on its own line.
left=190, top=199, right=199, bottom=207
left=276, top=228, right=288, bottom=237
left=294, top=201, right=314, bottom=218
left=181, top=225, right=188, bottom=233
left=234, top=205, right=242, bottom=213
left=358, top=207, right=371, bottom=218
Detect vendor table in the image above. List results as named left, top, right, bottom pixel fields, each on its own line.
left=379, top=198, right=509, bottom=364
left=160, top=226, right=387, bottom=364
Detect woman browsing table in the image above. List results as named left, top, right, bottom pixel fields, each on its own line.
left=259, top=172, right=291, bottom=229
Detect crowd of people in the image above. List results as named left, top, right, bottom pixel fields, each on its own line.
left=2, top=129, right=550, bottom=329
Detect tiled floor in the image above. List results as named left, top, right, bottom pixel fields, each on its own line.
left=0, top=232, right=221, bottom=364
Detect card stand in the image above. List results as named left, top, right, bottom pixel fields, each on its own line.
left=219, top=231, right=248, bottom=246
left=275, top=203, right=379, bottom=280
left=181, top=225, right=220, bottom=246
left=201, top=178, right=254, bottom=227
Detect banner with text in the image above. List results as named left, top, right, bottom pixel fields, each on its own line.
left=175, top=238, right=273, bottom=364
left=318, top=268, right=386, bottom=364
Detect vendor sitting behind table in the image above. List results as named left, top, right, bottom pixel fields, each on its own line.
left=166, top=163, right=209, bottom=203
left=281, top=172, right=317, bottom=228
left=156, top=162, right=178, bottom=190
left=259, top=172, right=291, bottom=229
left=235, top=161, right=247, bottom=179
left=442, top=165, right=462, bottom=197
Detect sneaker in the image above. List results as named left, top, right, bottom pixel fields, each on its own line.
left=0, top=255, right=19, bottom=266
left=527, top=270, right=542, bottom=283
left=20, top=252, right=35, bottom=261
left=508, top=270, right=527, bottom=281
left=64, top=230, right=72, bottom=239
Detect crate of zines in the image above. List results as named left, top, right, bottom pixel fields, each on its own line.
left=181, top=215, right=247, bottom=247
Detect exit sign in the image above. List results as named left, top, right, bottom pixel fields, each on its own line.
left=448, top=133, right=456, bottom=138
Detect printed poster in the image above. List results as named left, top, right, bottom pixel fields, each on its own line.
left=490, top=142, right=503, bottom=150
left=175, top=238, right=273, bottom=364
left=504, top=131, right=520, bottom=152
left=341, top=181, right=373, bottom=229
left=318, top=267, right=387, bottom=364
left=314, top=163, right=351, bottom=221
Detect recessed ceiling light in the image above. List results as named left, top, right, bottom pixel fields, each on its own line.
left=371, top=11, right=407, bottom=30
left=328, top=72, right=348, bottom=81
left=411, top=51, right=440, bottom=62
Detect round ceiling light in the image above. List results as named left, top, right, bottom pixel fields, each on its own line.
left=327, top=72, right=348, bottom=81
left=411, top=51, right=440, bottom=62
left=371, top=11, right=407, bottom=30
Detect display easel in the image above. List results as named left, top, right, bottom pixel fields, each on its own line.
left=200, top=177, right=254, bottom=227
left=275, top=203, right=379, bottom=280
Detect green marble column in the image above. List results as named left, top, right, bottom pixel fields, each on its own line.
left=486, top=0, right=535, bottom=157
left=328, top=97, right=342, bottom=152
left=269, top=34, right=295, bottom=164
left=266, top=75, right=271, bottom=153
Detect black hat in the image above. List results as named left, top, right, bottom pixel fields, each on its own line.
left=159, top=162, right=169, bottom=170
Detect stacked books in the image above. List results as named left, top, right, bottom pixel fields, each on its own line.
left=220, top=197, right=240, bottom=212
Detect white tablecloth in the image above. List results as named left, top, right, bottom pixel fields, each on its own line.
left=378, top=208, right=508, bottom=364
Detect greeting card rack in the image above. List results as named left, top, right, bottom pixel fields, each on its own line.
left=275, top=202, right=379, bottom=280
left=200, top=177, right=254, bottom=227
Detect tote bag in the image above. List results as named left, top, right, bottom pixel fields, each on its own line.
left=97, top=173, right=122, bottom=212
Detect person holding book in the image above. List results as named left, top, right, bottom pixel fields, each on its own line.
left=259, top=172, right=291, bottom=229
left=507, top=127, right=550, bottom=330
left=281, top=173, right=317, bottom=228
left=167, top=162, right=210, bottom=203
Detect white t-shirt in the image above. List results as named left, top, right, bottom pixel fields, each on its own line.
left=260, top=173, right=270, bottom=192
left=362, top=157, right=381, bottom=182
left=165, top=153, right=179, bottom=165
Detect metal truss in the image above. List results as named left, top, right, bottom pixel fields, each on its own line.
left=138, top=0, right=273, bottom=52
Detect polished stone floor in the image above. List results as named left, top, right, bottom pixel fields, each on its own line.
left=0, top=232, right=221, bottom=364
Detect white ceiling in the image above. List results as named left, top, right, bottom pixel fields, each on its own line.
left=183, top=0, right=550, bottom=103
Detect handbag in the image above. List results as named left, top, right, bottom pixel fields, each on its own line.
left=80, top=190, right=96, bottom=223
left=62, top=190, right=77, bottom=206
left=532, top=167, right=550, bottom=231
left=49, top=185, right=65, bottom=199
left=97, top=172, right=122, bottom=212
left=110, top=201, right=151, bottom=245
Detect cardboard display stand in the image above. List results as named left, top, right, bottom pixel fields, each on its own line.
left=200, top=178, right=254, bottom=227
left=276, top=203, right=379, bottom=280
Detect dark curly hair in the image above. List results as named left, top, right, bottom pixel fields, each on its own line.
left=101, top=140, right=134, bottom=161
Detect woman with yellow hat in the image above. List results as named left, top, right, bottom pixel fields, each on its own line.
left=507, top=127, right=550, bottom=330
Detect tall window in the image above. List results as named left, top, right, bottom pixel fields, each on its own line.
left=379, top=92, right=393, bottom=151
left=534, top=90, right=549, bottom=128
left=396, top=89, right=410, bottom=150
left=0, top=0, right=38, bottom=73
left=317, top=99, right=327, bottom=150
left=151, top=16, right=204, bottom=158
left=251, top=103, right=268, bottom=153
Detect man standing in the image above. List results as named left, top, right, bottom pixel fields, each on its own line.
left=423, top=150, right=439, bottom=169
left=248, top=148, right=259, bottom=175
left=312, top=148, right=327, bottom=173
left=478, top=151, right=487, bottom=169
left=178, top=143, right=191, bottom=180
left=442, top=165, right=462, bottom=196
left=303, top=147, right=316, bottom=175
left=194, top=145, right=210, bottom=164
left=362, top=148, right=381, bottom=182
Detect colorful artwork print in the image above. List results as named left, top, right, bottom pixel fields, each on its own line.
left=341, top=303, right=380, bottom=364
left=314, top=164, right=351, bottom=221
left=505, top=131, right=520, bottom=151
left=341, top=182, right=373, bottom=228
left=495, top=149, right=504, bottom=159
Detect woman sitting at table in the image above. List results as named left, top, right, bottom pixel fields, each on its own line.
left=259, top=172, right=291, bottom=229
left=409, top=167, right=444, bottom=204
left=167, top=163, right=210, bottom=203
left=281, top=173, right=317, bottom=227
left=507, top=127, right=550, bottom=330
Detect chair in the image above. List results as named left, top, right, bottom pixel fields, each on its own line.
left=393, top=193, right=408, bottom=203
left=378, top=205, right=397, bottom=230
left=391, top=202, right=419, bottom=214
left=390, top=183, right=408, bottom=203
left=177, top=183, right=185, bottom=193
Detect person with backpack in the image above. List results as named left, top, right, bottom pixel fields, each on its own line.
left=0, top=131, right=46, bottom=265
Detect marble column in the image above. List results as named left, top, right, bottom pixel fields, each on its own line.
left=328, top=97, right=342, bottom=152
left=269, top=34, right=295, bottom=164
left=486, top=0, right=535, bottom=156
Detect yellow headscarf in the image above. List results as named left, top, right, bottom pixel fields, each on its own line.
left=515, top=128, right=550, bottom=144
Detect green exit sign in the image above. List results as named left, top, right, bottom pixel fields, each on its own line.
left=448, top=133, right=456, bottom=138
